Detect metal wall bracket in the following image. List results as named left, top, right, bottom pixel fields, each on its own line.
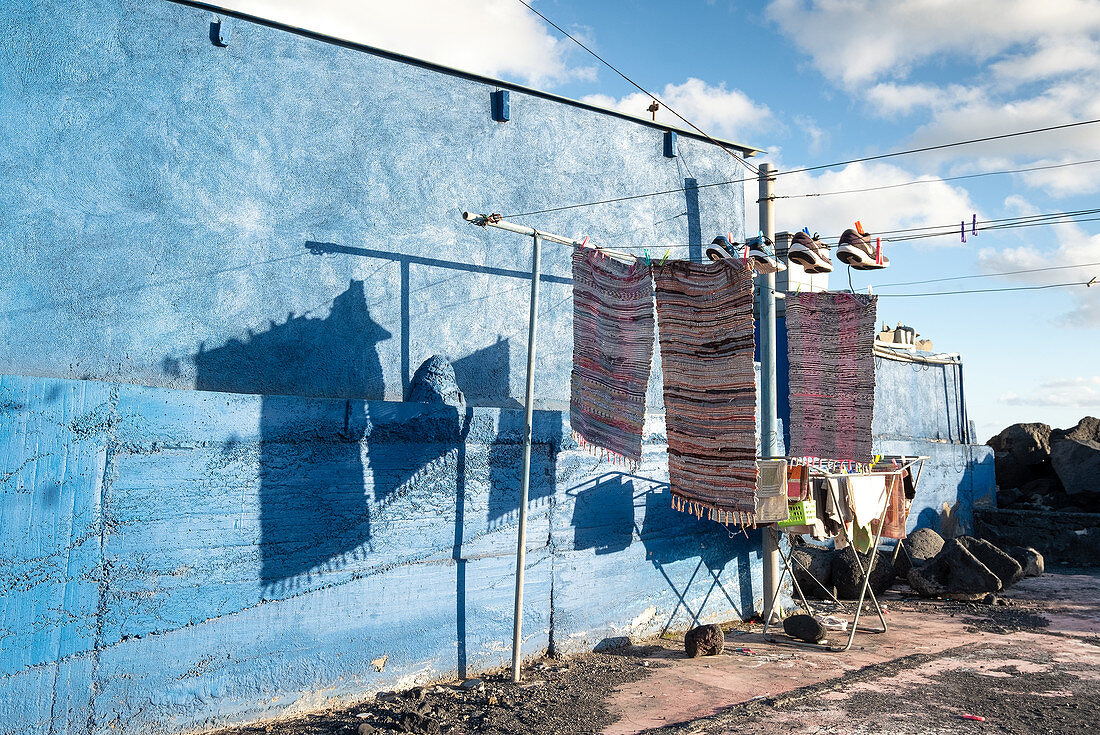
left=491, top=90, right=510, bottom=122
left=664, top=130, right=678, bottom=158
left=211, top=18, right=231, bottom=47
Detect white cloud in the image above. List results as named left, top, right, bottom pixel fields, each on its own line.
left=1000, top=376, right=1100, bottom=407
left=766, top=0, right=1100, bottom=87
left=766, top=0, right=1100, bottom=197
left=744, top=159, right=980, bottom=245
left=581, top=78, right=774, bottom=141
left=211, top=0, right=595, bottom=87
left=976, top=205, right=1100, bottom=325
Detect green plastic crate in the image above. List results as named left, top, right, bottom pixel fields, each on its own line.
left=777, top=498, right=817, bottom=527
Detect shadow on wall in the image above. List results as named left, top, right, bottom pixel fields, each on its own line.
left=191, top=279, right=453, bottom=590
left=570, top=472, right=756, bottom=630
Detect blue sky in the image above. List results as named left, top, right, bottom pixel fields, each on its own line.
left=222, top=0, right=1100, bottom=440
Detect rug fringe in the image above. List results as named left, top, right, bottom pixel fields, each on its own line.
left=572, top=430, right=641, bottom=473
left=670, top=491, right=756, bottom=528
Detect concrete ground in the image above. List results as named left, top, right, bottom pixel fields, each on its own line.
left=211, top=571, right=1099, bottom=735
left=604, top=571, right=1100, bottom=734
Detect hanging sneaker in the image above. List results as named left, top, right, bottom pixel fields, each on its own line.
left=788, top=231, right=833, bottom=273
left=746, top=234, right=786, bottom=274
left=705, top=235, right=739, bottom=263
left=836, top=228, right=890, bottom=270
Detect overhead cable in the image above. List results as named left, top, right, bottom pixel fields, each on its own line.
left=503, top=119, right=1100, bottom=218
left=871, top=260, right=1100, bottom=288
left=512, top=0, right=759, bottom=175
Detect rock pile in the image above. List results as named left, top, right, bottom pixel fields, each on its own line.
left=900, top=528, right=1043, bottom=601
left=988, top=417, right=1100, bottom=513
left=789, top=529, right=1043, bottom=603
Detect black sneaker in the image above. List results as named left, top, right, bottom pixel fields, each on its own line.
left=788, top=231, right=833, bottom=273
left=836, top=228, right=889, bottom=270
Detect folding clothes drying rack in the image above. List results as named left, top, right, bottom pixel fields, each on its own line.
left=761, top=454, right=928, bottom=652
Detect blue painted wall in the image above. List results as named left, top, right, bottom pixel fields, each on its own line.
left=0, top=2, right=762, bottom=732
left=0, top=375, right=764, bottom=735
left=0, top=0, right=746, bottom=404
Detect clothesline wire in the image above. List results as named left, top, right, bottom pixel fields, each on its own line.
left=512, top=0, right=759, bottom=176
left=764, top=278, right=1096, bottom=299
left=598, top=207, right=1100, bottom=252
left=501, top=118, right=1100, bottom=219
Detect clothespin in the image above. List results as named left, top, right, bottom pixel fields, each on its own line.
left=579, top=236, right=588, bottom=248
left=972, top=214, right=978, bottom=236
left=855, top=220, right=867, bottom=236
left=1088, top=277, right=1096, bottom=287
left=659, top=249, right=671, bottom=265
left=802, top=227, right=810, bottom=236
left=874, top=237, right=883, bottom=265
left=644, top=248, right=651, bottom=267
left=960, top=221, right=966, bottom=243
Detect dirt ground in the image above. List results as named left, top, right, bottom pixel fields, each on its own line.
left=211, top=570, right=1100, bottom=735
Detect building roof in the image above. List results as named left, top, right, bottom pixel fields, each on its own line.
left=170, top=0, right=765, bottom=157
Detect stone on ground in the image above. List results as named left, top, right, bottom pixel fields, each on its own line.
left=1050, top=417, right=1100, bottom=498
left=831, top=548, right=895, bottom=600
left=1009, top=546, right=1045, bottom=577
left=956, top=536, right=1023, bottom=588
left=895, top=527, right=944, bottom=578
left=790, top=545, right=837, bottom=599
left=908, top=538, right=1003, bottom=600
left=684, top=624, right=724, bottom=657
left=783, top=614, right=826, bottom=643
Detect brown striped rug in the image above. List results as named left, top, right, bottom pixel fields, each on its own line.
left=786, top=292, right=878, bottom=462
left=654, top=259, right=758, bottom=524
left=569, top=247, right=655, bottom=465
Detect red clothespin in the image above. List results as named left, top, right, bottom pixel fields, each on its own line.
left=960, top=221, right=966, bottom=243
left=972, top=214, right=978, bottom=236
left=855, top=220, right=866, bottom=236
left=580, top=236, right=588, bottom=248
left=875, top=237, right=883, bottom=265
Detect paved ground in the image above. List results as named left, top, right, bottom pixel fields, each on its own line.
left=212, top=570, right=1100, bottom=735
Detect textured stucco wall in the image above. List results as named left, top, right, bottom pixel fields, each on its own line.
left=0, top=375, right=763, bottom=735
left=0, top=0, right=746, bottom=405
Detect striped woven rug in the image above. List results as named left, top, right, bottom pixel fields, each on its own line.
left=569, top=247, right=655, bottom=465
left=654, top=259, right=758, bottom=524
left=786, top=291, right=878, bottom=462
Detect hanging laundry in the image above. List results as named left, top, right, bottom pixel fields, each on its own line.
left=569, top=247, right=656, bottom=465
left=756, top=460, right=789, bottom=523
left=844, top=474, right=889, bottom=553
left=654, top=259, right=757, bottom=523
left=786, top=292, right=878, bottom=462
left=873, top=473, right=908, bottom=539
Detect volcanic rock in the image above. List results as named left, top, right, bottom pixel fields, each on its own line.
left=1008, top=546, right=1045, bottom=578
left=894, top=527, right=944, bottom=578
left=956, top=536, right=1023, bottom=587
left=790, top=545, right=837, bottom=599
left=783, top=614, right=826, bottom=643
left=1050, top=417, right=1100, bottom=498
left=408, top=355, right=465, bottom=408
left=831, top=548, right=895, bottom=600
left=684, top=624, right=724, bottom=657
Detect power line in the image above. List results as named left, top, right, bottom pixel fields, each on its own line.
left=512, top=0, right=758, bottom=175
left=874, top=279, right=1096, bottom=297
left=503, top=118, right=1100, bottom=219
left=871, top=260, right=1100, bottom=288
left=772, top=158, right=1100, bottom=201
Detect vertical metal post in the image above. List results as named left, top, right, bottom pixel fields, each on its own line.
left=511, top=232, right=542, bottom=683
left=758, top=163, right=781, bottom=619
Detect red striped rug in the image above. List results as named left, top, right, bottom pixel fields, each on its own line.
left=569, top=248, right=655, bottom=465
left=654, top=259, right=758, bottom=524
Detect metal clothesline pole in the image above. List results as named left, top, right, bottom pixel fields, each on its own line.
left=758, top=163, right=781, bottom=621
left=462, top=211, right=600, bottom=683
